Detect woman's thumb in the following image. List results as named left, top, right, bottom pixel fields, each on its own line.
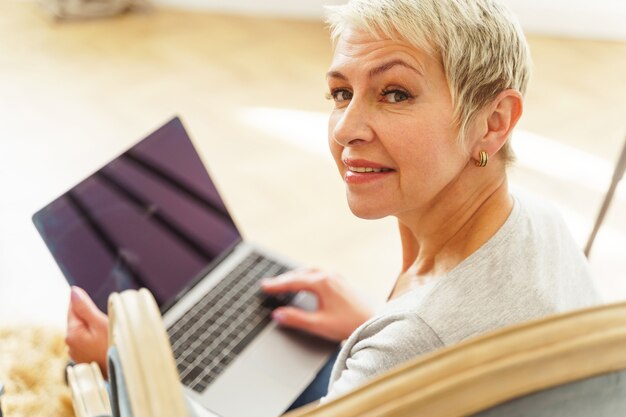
left=70, top=286, right=101, bottom=320
left=272, top=306, right=317, bottom=334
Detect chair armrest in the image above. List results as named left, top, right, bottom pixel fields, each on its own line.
left=0, top=381, right=5, bottom=417
left=67, top=362, right=112, bottom=417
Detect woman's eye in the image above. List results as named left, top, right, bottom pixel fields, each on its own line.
left=329, top=89, right=353, bottom=103
left=381, top=89, right=410, bottom=103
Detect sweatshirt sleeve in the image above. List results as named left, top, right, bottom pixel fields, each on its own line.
left=321, top=313, right=443, bottom=403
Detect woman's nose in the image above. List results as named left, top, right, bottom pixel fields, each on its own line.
left=329, top=100, right=375, bottom=147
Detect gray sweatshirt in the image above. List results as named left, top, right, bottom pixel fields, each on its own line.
left=323, top=193, right=601, bottom=402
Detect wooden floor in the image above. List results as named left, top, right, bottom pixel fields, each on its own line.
left=1, top=2, right=625, bottom=327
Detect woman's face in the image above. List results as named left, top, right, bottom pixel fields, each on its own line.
left=327, top=27, right=470, bottom=220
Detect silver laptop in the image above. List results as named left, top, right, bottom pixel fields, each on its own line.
left=32, top=117, right=336, bottom=417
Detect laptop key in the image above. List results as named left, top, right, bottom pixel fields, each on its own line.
left=169, top=251, right=295, bottom=392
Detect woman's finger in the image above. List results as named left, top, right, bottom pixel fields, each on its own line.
left=271, top=306, right=320, bottom=335
left=260, top=268, right=313, bottom=288
left=260, top=271, right=332, bottom=298
left=263, top=267, right=316, bottom=282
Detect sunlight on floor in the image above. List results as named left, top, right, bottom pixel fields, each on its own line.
left=240, top=107, right=330, bottom=156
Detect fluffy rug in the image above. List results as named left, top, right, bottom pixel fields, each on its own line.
left=0, top=327, right=74, bottom=417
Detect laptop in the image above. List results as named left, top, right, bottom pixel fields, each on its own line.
left=32, top=116, right=337, bottom=417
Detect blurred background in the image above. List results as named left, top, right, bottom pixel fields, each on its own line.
left=0, top=0, right=625, bottom=329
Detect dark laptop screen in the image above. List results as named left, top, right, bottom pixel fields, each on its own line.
left=33, top=117, right=242, bottom=313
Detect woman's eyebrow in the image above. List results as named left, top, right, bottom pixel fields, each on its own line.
left=326, top=59, right=423, bottom=81
left=369, top=59, right=423, bottom=78
left=326, top=70, right=347, bottom=81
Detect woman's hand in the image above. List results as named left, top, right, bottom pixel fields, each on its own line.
left=261, top=268, right=374, bottom=342
left=65, top=286, right=110, bottom=377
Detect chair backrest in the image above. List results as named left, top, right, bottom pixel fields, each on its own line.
left=107, top=289, right=189, bottom=417
left=585, top=134, right=626, bottom=257
left=286, top=301, right=626, bottom=417
left=471, top=368, right=626, bottom=417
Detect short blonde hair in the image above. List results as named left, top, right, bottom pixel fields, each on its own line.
left=326, top=0, right=531, bottom=164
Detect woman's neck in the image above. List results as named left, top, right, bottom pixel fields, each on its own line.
left=391, top=172, right=513, bottom=299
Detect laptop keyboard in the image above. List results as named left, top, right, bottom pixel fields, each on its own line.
left=166, top=251, right=293, bottom=393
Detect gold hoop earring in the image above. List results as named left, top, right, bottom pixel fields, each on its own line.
left=475, top=151, right=488, bottom=167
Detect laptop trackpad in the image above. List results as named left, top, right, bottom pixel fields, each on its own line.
left=197, top=294, right=336, bottom=417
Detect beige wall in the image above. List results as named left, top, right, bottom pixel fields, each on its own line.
left=152, top=0, right=626, bottom=41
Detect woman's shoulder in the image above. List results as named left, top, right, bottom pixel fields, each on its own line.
left=348, top=310, right=444, bottom=353
left=506, top=191, right=595, bottom=280
left=409, top=191, right=602, bottom=344
left=481, top=191, right=571, bottom=247
left=468, top=190, right=585, bottom=264
left=512, top=191, right=573, bottom=233
left=325, top=310, right=445, bottom=402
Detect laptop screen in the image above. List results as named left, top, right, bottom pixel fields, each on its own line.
left=33, top=117, right=242, bottom=313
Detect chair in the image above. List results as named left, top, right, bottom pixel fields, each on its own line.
left=286, top=302, right=626, bottom=417
left=68, top=289, right=193, bottom=417
left=584, top=134, right=626, bottom=257
left=67, top=363, right=111, bottom=417
left=69, top=289, right=626, bottom=417
left=0, top=381, right=5, bottom=417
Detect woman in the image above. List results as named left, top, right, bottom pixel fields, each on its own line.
left=66, top=0, right=601, bottom=406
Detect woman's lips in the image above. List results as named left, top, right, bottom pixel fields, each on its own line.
left=343, top=158, right=392, bottom=170
left=343, top=159, right=395, bottom=185
left=345, top=169, right=394, bottom=184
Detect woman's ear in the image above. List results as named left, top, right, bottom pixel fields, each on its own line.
left=471, top=89, right=523, bottom=162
